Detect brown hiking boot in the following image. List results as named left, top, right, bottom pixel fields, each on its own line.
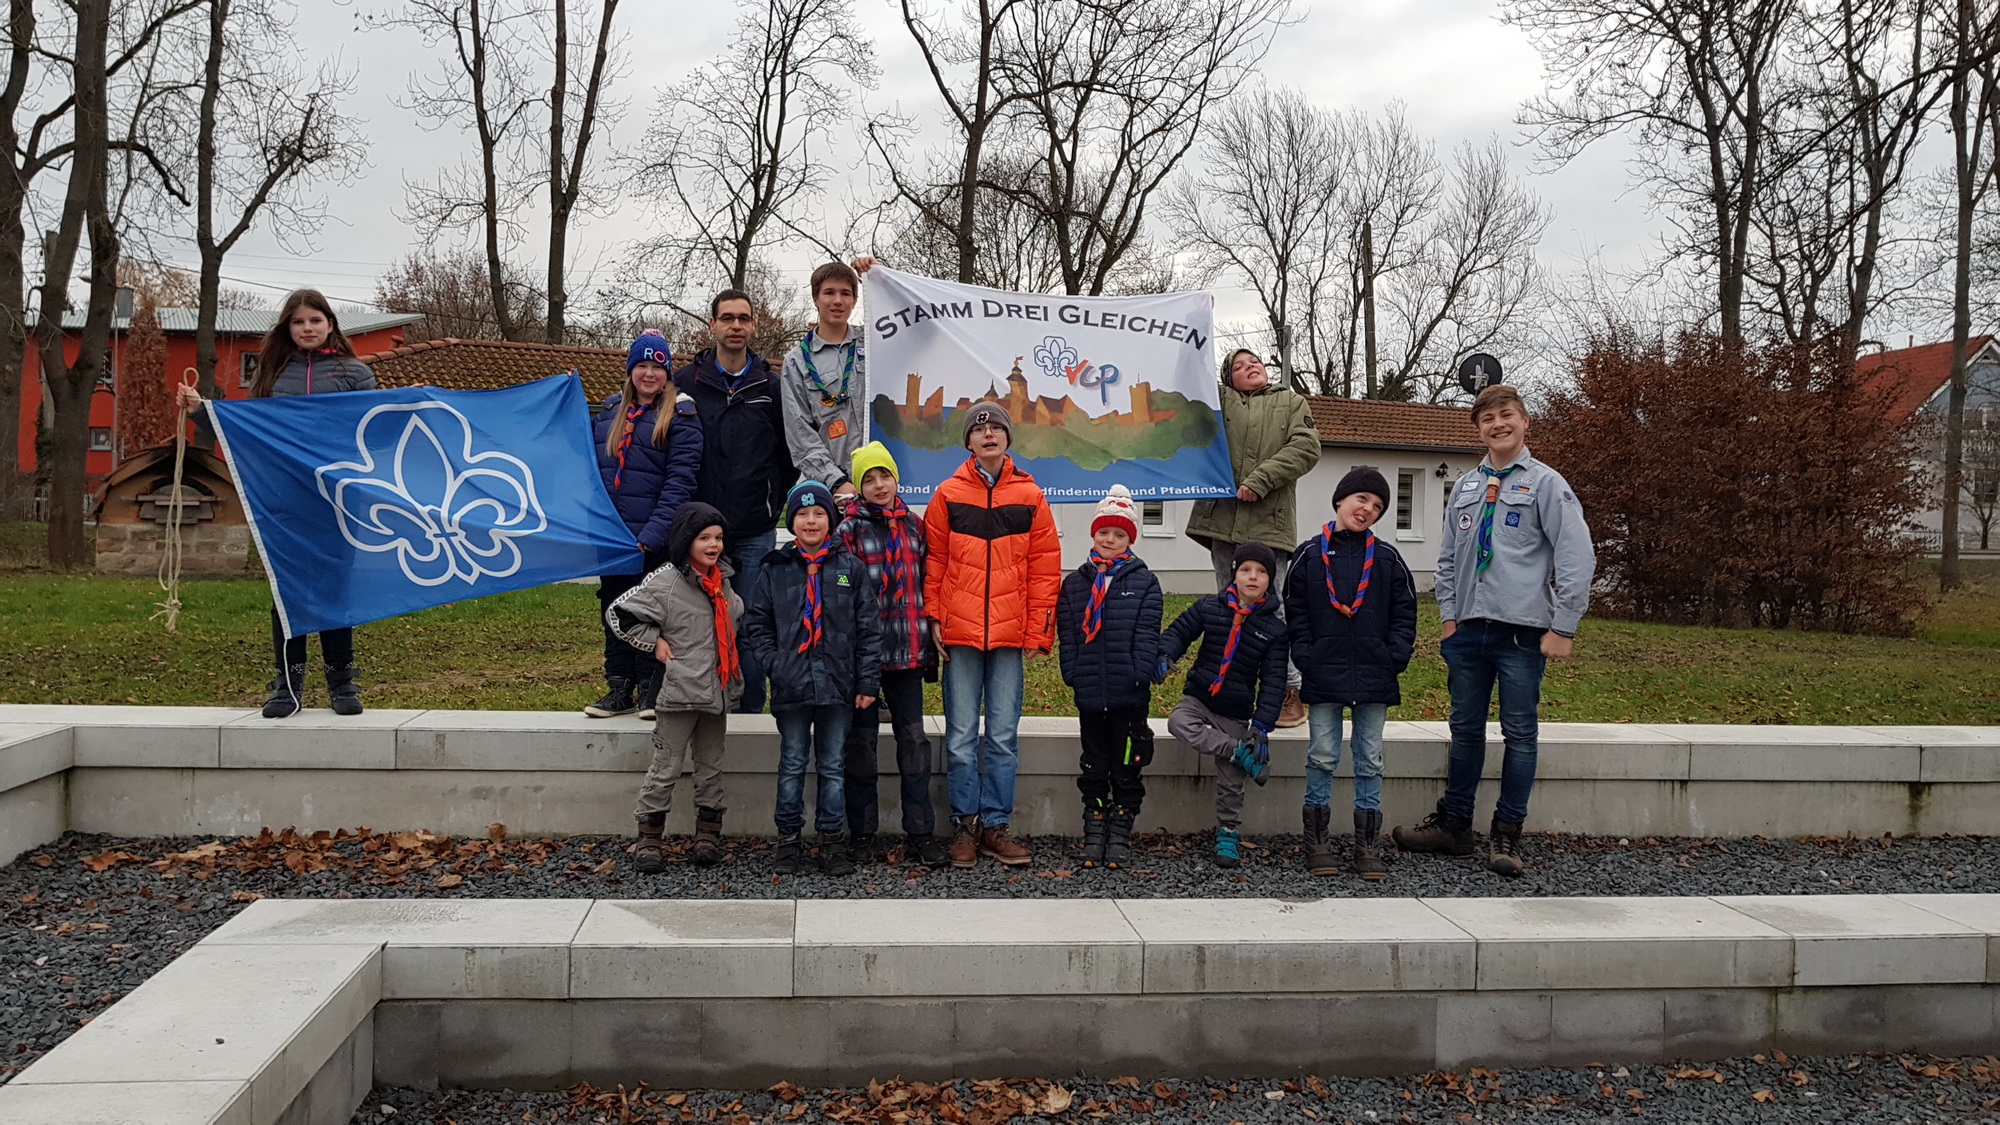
left=1488, top=818, right=1525, bottom=878
left=1392, top=810, right=1477, bottom=856
left=979, top=824, right=1032, bottom=866
left=949, top=817, right=981, bottom=869
left=633, top=813, right=666, bottom=874
left=1276, top=687, right=1307, bottom=728
left=690, top=807, right=724, bottom=867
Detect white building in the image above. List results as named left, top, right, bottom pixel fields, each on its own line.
left=1047, top=395, right=1487, bottom=593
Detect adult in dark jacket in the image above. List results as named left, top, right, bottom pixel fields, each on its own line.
left=1160, top=542, right=1289, bottom=868
left=175, top=288, right=376, bottom=720
left=585, top=330, right=706, bottom=720
left=675, top=289, right=796, bottom=714
left=742, top=482, right=883, bottom=877
left=1283, top=467, right=1417, bottom=878
left=1055, top=485, right=1164, bottom=869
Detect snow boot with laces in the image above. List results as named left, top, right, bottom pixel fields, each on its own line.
left=633, top=812, right=667, bottom=873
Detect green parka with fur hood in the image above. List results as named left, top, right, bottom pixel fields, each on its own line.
left=1185, top=369, right=1321, bottom=553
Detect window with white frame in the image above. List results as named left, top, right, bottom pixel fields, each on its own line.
left=89, top=428, right=112, bottom=452
left=1396, top=470, right=1416, bottom=532
left=1141, top=500, right=1172, bottom=536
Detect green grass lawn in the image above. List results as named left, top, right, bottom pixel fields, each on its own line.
left=3, top=561, right=1999, bottom=724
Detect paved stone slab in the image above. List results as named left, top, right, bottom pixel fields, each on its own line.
left=794, top=899, right=1143, bottom=996
left=204, top=898, right=587, bottom=998
left=1876, top=726, right=2000, bottom=782
left=220, top=709, right=424, bottom=770
left=0, top=774, right=66, bottom=868
left=395, top=709, right=655, bottom=771
left=1892, top=895, right=2000, bottom=982
left=1115, top=896, right=1473, bottom=993
left=0, top=1080, right=251, bottom=1125
left=0, top=723, right=71, bottom=793
left=1717, top=894, right=1986, bottom=986
left=1424, top=896, right=1793, bottom=990
left=10, top=942, right=379, bottom=1124
left=571, top=899, right=795, bottom=997
left=0, top=705, right=252, bottom=768
left=1667, top=724, right=1920, bottom=782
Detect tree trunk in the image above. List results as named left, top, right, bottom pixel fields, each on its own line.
left=1361, top=219, right=1378, bottom=398
left=545, top=0, right=569, bottom=345
left=1941, top=0, right=1984, bottom=592
left=193, top=0, right=225, bottom=404
left=0, top=0, right=34, bottom=511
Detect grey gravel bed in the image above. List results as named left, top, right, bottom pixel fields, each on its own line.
left=4, top=827, right=2000, bottom=1085
left=349, top=1058, right=2000, bottom=1124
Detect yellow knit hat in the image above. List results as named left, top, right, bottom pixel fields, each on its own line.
left=850, top=440, right=900, bottom=486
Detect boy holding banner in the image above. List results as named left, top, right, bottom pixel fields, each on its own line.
left=924, top=403, right=1062, bottom=869
left=781, top=263, right=869, bottom=499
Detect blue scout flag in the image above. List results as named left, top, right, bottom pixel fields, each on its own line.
left=208, top=373, right=642, bottom=637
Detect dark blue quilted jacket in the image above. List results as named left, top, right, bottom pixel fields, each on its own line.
left=593, top=391, right=704, bottom=560
left=1056, top=555, right=1164, bottom=712
left=1161, top=593, right=1288, bottom=728
left=743, top=539, right=884, bottom=709
left=1283, top=529, right=1418, bottom=706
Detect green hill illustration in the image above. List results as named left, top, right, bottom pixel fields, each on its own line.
left=873, top=369, right=1220, bottom=472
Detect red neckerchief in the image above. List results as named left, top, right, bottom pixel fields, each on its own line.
left=698, top=563, right=739, bottom=685
left=796, top=543, right=830, bottom=653
left=1319, top=524, right=1378, bottom=618
left=1081, top=550, right=1134, bottom=642
left=1208, top=584, right=1262, bottom=695
left=611, top=399, right=648, bottom=490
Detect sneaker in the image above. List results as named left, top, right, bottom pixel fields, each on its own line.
left=1213, top=827, right=1241, bottom=869
left=1488, top=819, right=1525, bottom=878
left=979, top=824, right=1032, bottom=866
left=1228, top=737, right=1270, bottom=786
left=584, top=678, right=637, bottom=718
left=949, top=818, right=980, bottom=869
left=771, top=834, right=806, bottom=875
left=1276, top=687, right=1307, bottom=728
left=1392, top=811, right=1477, bottom=856
left=914, top=835, right=951, bottom=867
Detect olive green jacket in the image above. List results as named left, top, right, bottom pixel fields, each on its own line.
left=1186, top=381, right=1322, bottom=552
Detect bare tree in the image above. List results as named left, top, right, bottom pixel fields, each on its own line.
left=1335, top=105, right=1444, bottom=396
left=995, top=0, right=1285, bottom=295
left=639, top=0, right=873, bottom=309
left=387, top=0, right=541, bottom=340
left=1162, top=86, right=1344, bottom=383
left=181, top=0, right=358, bottom=402
left=1939, top=0, right=1999, bottom=590
left=876, top=144, right=1064, bottom=292
left=1504, top=0, right=1798, bottom=348
left=374, top=246, right=546, bottom=343
left=541, top=0, right=620, bottom=344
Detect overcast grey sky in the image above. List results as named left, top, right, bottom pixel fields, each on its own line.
left=164, top=0, right=1739, bottom=355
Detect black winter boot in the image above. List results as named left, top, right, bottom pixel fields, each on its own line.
left=1303, top=804, right=1338, bottom=876
left=584, top=677, right=637, bottom=718
left=1488, top=818, right=1525, bottom=878
left=1102, top=811, right=1136, bottom=869
left=1353, top=808, right=1388, bottom=880
left=847, top=832, right=877, bottom=865
left=633, top=812, right=667, bottom=873
left=325, top=664, right=363, bottom=716
left=818, top=832, right=856, bottom=877
left=262, top=662, right=306, bottom=719
left=771, top=834, right=806, bottom=875
left=1080, top=806, right=1109, bottom=868
left=691, top=807, right=725, bottom=867
left=1393, top=808, right=1477, bottom=856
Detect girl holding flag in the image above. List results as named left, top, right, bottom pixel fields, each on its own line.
left=586, top=331, right=704, bottom=719
left=1158, top=542, right=1289, bottom=869
left=1283, top=468, right=1417, bottom=880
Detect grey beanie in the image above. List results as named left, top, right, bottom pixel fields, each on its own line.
left=961, top=401, right=1013, bottom=447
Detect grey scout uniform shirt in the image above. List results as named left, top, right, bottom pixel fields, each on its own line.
left=779, top=327, right=868, bottom=490
left=1434, top=448, right=1596, bottom=637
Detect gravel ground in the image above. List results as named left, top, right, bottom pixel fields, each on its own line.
left=5, top=827, right=2000, bottom=1085
left=349, top=1058, right=2000, bottom=1123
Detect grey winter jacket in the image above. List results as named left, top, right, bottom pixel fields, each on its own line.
left=778, top=328, right=868, bottom=490
left=605, top=560, right=746, bottom=714
left=1434, top=448, right=1596, bottom=636
left=265, top=351, right=377, bottom=397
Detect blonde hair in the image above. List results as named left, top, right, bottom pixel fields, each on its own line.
left=604, top=376, right=675, bottom=458
left=1471, top=383, right=1527, bottom=422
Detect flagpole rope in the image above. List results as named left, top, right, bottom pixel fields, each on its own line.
left=152, top=367, right=198, bottom=633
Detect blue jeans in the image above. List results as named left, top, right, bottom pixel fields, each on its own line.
left=942, top=645, right=1024, bottom=825
left=1305, top=702, right=1387, bottom=811
left=725, top=530, right=777, bottom=713
left=774, top=704, right=850, bottom=836
left=1439, top=619, right=1548, bottom=826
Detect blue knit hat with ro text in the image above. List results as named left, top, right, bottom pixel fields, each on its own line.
left=627, top=330, right=673, bottom=374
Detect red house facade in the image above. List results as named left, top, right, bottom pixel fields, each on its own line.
left=16, top=308, right=425, bottom=480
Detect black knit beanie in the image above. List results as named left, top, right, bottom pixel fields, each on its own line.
left=1333, top=466, right=1392, bottom=508
left=664, top=502, right=728, bottom=568
left=1230, top=541, right=1279, bottom=583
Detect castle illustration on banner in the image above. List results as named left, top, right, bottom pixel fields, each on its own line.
left=871, top=357, right=1220, bottom=472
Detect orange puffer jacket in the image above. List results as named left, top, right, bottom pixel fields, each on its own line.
left=923, top=456, right=1062, bottom=652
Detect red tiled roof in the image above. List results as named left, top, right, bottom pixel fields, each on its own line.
left=358, top=338, right=643, bottom=406
left=1302, top=395, right=1483, bottom=452
left=1856, top=336, right=1997, bottom=420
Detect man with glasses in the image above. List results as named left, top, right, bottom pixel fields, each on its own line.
left=676, top=289, right=797, bottom=714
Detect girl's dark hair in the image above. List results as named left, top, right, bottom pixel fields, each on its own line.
left=251, top=289, right=356, bottom=399
left=664, top=502, right=728, bottom=568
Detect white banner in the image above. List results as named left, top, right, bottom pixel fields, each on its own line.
left=864, top=267, right=1233, bottom=502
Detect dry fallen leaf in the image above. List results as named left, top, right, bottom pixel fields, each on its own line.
left=593, top=858, right=616, bottom=875
left=1752, top=1090, right=1775, bottom=1103
left=435, top=873, right=464, bottom=889
left=1041, top=1086, right=1073, bottom=1114
left=229, top=890, right=264, bottom=903
left=487, top=822, right=508, bottom=843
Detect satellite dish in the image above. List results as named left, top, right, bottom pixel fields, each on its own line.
left=1457, top=353, right=1503, bottom=396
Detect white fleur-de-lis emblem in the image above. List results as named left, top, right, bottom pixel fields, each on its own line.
left=314, top=402, right=547, bottom=587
